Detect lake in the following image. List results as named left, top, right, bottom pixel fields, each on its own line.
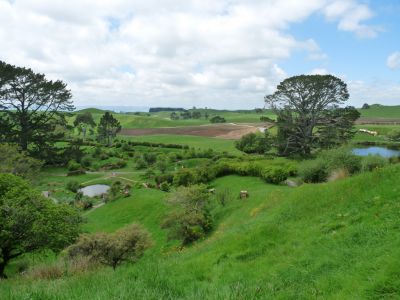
left=352, top=146, right=400, bottom=158
left=79, top=184, right=110, bottom=197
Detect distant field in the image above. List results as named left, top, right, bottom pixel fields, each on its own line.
left=359, top=104, right=400, bottom=119
left=121, top=134, right=241, bottom=154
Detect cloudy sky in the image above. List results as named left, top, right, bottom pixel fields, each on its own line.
left=0, top=0, right=399, bottom=109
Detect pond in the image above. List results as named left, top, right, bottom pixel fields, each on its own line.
left=79, top=184, right=110, bottom=197
left=352, top=146, right=400, bottom=158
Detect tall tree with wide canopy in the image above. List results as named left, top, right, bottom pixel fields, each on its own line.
left=0, top=174, right=81, bottom=278
left=97, top=112, right=121, bottom=146
left=0, top=61, right=73, bottom=157
left=73, top=112, right=96, bottom=139
left=265, top=75, right=357, bottom=156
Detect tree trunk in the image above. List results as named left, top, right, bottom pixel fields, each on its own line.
left=0, top=261, right=8, bottom=279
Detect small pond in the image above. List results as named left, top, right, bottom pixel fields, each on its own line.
left=79, top=184, right=110, bottom=197
left=352, top=146, right=400, bottom=158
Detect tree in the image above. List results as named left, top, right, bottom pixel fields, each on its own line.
left=73, top=112, right=96, bottom=139
left=66, top=224, right=152, bottom=270
left=161, top=185, right=213, bottom=245
left=97, top=112, right=121, bottom=146
left=265, top=75, right=354, bottom=156
left=0, top=174, right=81, bottom=278
left=362, top=103, right=370, bottom=109
left=235, top=131, right=272, bottom=154
left=0, top=143, right=42, bottom=180
left=170, top=112, right=179, bottom=120
left=0, top=61, right=73, bottom=157
left=209, top=115, right=226, bottom=123
left=191, top=111, right=201, bottom=119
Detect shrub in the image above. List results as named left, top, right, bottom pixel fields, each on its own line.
left=173, top=168, right=198, bottom=186
left=67, top=160, right=82, bottom=172
left=261, top=166, right=289, bottom=184
left=361, top=155, right=388, bottom=172
left=320, top=148, right=362, bottom=174
left=162, top=185, right=213, bottom=245
left=235, top=132, right=271, bottom=154
left=81, top=156, right=92, bottom=168
left=66, top=180, right=80, bottom=193
left=155, top=173, right=174, bottom=185
left=135, top=157, right=148, bottom=169
left=66, top=224, right=152, bottom=270
left=160, top=181, right=170, bottom=192
left=210, top=115, right=226, bottom=123
left=299, top=159, right=329, bottom=183
left=387, top=129, right=400, bottom=142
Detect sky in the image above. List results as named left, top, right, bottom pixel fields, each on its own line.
left=0, top=0, right=399, bottom=109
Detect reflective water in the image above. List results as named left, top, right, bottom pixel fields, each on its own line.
left=352, top=146, right=400, bottom=158
left=79, top=184, right=110, bottom=197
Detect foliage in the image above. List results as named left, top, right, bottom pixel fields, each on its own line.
left=66, top=180, right=80, bottom=193
left=387, top=129, right=400, bottom=142
left=173, top=168, right=198, bottom=186
left=0, top=143, right=42, bottom=180
left=0, top=61, right=73, bottom=160
left=97, top=112, right=121, bottom=146
left=67, top=160, right=82, bottom=172
left=361, top=103, right=370, bottom=109
left=0, top=174, right=81, bottom=278
left=299, top=159, right=329, bottom=183
left=319, top=148, right=362, bottom=175
left=265, top=75, right=355, bottom=156
left=361, top=155, right=388, bottom=172
left=73, top=112, right=96, bottom=139
left=66, top=224, right=152, bottom=270
left=209, top=115, right=226, bottom=123
left=162, top=185, right=213, bottom=245
left=159, top=181, right=170, bottom=192
left=235, top=131, right=272, bottom=154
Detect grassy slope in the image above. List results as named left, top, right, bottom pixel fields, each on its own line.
left=359, top=104, right=400, bottom=119
left=3, top=166, right=400, bottom=299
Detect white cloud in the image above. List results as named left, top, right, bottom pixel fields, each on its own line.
left=0, top=0, right=381, bottom=109
left=387, top=52, right=400, bottom=70
left=309, top=68, right=329, bottom=75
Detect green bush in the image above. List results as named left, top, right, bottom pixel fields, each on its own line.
left=159, top=181, right=170, bottom=192
left=161, top=185, right=213, bottom=245
left=361, top=155, right=388, bottom=172
left=209, top=115, right=226, bottom=123
left=320, top=148, right=362, bottom=174
left=81, top=156, right=92, bottom=168
left=235, top=132, right=271, bottom=154
left=135, top=157, right=148, bottom=169
left=261, top=166, right=289, bottom=184
left=66, top=180, right=80, bottom=193
left=387, top=129, right=400, bottom=142
left=67, top=160, right=82, bottom=172
left=66, top=224, right=152, bottom=270
left=299, top=159, right=329, bottom=183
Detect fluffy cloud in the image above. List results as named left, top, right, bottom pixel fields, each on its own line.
left=0, top=0, right=380, bottom=109
left=387, top=52, right=400, bottom=70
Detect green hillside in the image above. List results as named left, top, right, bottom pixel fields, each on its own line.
left=3, top=165, right=400, bottom=299
left=359, top=104, right=400, bottom=119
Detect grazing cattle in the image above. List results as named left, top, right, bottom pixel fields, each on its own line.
left=240, top=190, right=249, bottom=199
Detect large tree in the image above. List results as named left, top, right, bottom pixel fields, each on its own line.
left=265, top=75, right=357, bottom=156
left=73, top=112, right=96, bottom=139
left=0, top=61, right=73, bottom=157
left=97, top=112, right=121, bottom=146
left=0, top=174, right=81, bottom=278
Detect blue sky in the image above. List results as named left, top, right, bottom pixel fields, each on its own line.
left=0, top=0, right=399, bottom=109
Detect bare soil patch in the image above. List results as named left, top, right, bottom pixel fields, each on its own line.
left=120, top=123, right=273, bottom=139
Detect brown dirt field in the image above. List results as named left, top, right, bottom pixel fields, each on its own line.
left=120, top=123, right=273, bottom=139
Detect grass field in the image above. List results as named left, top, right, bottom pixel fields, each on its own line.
left=3, top=166, right=400, bottom=299
left=121, top=134, right=241, bottom=154
left=359, top=104, right=400, bottom=119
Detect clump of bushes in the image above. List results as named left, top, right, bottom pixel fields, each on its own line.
left=299, top=159, right=329, bottom=183
left=361, top=155, right=388, bottom=172
left=387, top=129, right=400, bottom=142
left=162, top=185, right=213, bottom=245
left=159, top=181, right=170, bottom=192
left=210, top=115, right=226, bottom=123
left=66, top=180, right=80, bottom=193
left=66, top=224, right=152, bottom=270
left=235, top=132, right=272, bottom=154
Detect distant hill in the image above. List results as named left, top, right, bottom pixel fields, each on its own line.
left=359, top=104, right=400, bottom=119
left=74, top=108, right=110, bottom=114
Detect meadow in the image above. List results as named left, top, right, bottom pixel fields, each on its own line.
left=2, top=166, right=400, bottom=299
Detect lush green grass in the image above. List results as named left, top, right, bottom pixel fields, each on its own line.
left=359, top=104, right=400, bottom=119
left=122, top=134, right=241, bottom=154
left=3, top=166, right=400, bottom=299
